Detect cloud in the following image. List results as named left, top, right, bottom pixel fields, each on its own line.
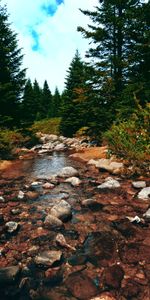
left=1, top=0, right=99, bottom=92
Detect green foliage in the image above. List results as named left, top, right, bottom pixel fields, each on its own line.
left=0, top=3, right=26, bottom=127
left=104, top=104, right=150, bottom=163
left=31, top=118, right=61, bottom=135
left=0, top=129, right=26, bottom=159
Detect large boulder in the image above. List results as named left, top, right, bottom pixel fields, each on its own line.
left=88, top=158, right=123, bottom=174
left=58, top=167, right=78, bottom=178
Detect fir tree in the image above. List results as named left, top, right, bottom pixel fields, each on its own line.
left=52, top=87, right=61, bottom=117
left=40, top=80, right=52, bottom=119
left=0, top=2, right=26, bottom=127
left=21, top=79, right=35, bottom=124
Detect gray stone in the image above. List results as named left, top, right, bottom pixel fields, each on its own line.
left=50, top=200, right=72, bottom=221
left=65, top=177, right=81, bottom=186
left=0, top=266, right=20, bottom=285
left=58, top=167, right=78, bottom=178
left=81, top=198, right=97, bottom=207
left=44, top=214, right=63, bottom=228
left=143, top=208, right=150, bottom=219
left=132, top=181, right=146, bottom=189
left=42, top=182, right=55, bottom=189
left=0, top=196, right=5, bottom=203
left=18, top=191, right=25, bottom=199
left=88, top=158, right=123, bottom=174
left=5, top=221, right=19, bottom=233
left=138, top=187, right=150, bottom=200
left=54, top=143, right=66, bottom=151
left=34, top=250, right=62, bottom=267
left=97, top=177, right=120, bottom=189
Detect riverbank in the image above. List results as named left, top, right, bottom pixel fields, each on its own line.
left=0, top=134, right=150, bottom=300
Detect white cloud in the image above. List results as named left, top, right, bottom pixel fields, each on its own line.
left=1, top=0, right=99, bottom=92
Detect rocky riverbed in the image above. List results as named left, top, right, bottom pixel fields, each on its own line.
left=0, top=134, right=150, bottom=300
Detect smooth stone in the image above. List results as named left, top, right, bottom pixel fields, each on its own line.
left=65, top=177, right=81, bottom=186
left=31, top=181, right=42, bottom=187
left=5, top=221, right=19, bottom=233
left=18, top=191, right=25, bottom=199
left=44, top=214, right=63, bottom=228
left=34, top=250, right=62, bottom=267
left=43, top=182, right=55, bottom=189
left=132, top=181, right=146, bottom=189
left=0, top=196, right=5, bottom=203
left=50, top=200, right=72, bottom=221
left=81, top=199, right=97, bottom=207
left=58, top=167, right=78, bottom=178
left=0, top=266, right=20, bottom=285
left=138, top=187, right=150, bottom=200
left=54, top=143, right=66, bottom=151
left=55, top=233, right=76, bottom=250
left=97, top=177, right=120, bottom=189
left=11, top=208, right=21, bottom=215
left=88, top=159, right=123, bottom=174
left=143, top=208, right=150, bottom=219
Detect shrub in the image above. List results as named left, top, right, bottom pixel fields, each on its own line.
left=31, top=118, right=61, bottom=135
left=0, top=129, right=25, bottom=159
left=104, top=104, right=150, bottom=164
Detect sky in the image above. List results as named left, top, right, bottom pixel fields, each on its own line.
left=1, top=0, right=99, bottom=93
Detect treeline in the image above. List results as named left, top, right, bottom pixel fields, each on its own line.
left=0, top=0, right=150, bottom=151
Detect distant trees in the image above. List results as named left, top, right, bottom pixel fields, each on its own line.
left=0, top=2, right=26, bottom=127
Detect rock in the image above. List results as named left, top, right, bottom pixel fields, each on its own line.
left=102, top=264, right=124, bottom=289
left=66, top=272, right=98, bottom=300
left=50, top=200, right=72, bottom=221
left=44, top=214, right=63, bottom=228
left=0, top=266, right=20, bottom=285
left=81, top=198, right=98, bottom=207
left=26, top=191, right=39, bottom=200
left=143, top=208, right=150, bottom=219
left=65, top=177, right=81, bottom=186
left=88, top=158, right=123, bottom=174
left=30, top=181, right=42, bottom=188
left=58, top=167, right=78, bottom=178
left=138, top=187, right=150, bottom=200
left=47, top=134, right=58, bottom=142
left=0, top=214, right=4, bottom=225
left=54, top=143, right=66, bottom=151
left=5, top=221, right=19, bottom=233
left=0, top=196, right=5, bottom=203
left=132, top=181, right=146, bottom=189
left=90, top=292, right=117, bottom=300
left=38, top=149, right=49, bottom=154
left=97, top=177, right=120, bottom=189
left=43, top=182, right=55, bottom=189
left=11, top=208, right=21, bottom=215
left=34, top=250, right=62, bottom=267
left=18, top=190, right=25, bottom=199
left=55, top=233, right=76, bottom=250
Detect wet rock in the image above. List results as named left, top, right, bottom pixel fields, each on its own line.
left=68, top=252, right=87, bottom=266
left=65, top=176, right=81, bottom=186
left=88, top=158, right=123, bottom=174
left=44, top=214, right=63, bottom=228
left=18, top=190, right=25, bottom=199
left=143, top=208, right=150, bottom=219
left=0, top=266, right=20, bottom=285
left=55, top=233, right=76, bottom=250
left=34, top=250, right=62, bottom=267
left=97, top=177, right=120, bottom=189
left=0, top=196, right=5, bottom=203
left=66, top=272, right=98, bottom=299
left=83, top=231, right=117, bottom=267
left=58, top=166, right=78, bottom=178
left=54, top=143, right=66, bottom=151
left=5, top=221, right=19, bottom=233
left=81, top=198, right=99, bottom=208
left=50, top=200, right=72, bottom=221
left=43, top=182, right=55, bottom=189
left=30, top=181, right=42, bottom=188
left=11, top=208, right=21, bottom=215
left=132, top=181, right=146, bottom=189
left=102, top=264, right=124, bottom=289
left=26, top=191, right=39, bottom=200
left=90, top=292, right=117, bottom=300
left=138, top=187, right=150, bottom=200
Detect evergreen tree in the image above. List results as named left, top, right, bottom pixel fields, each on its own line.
left=21, top=79, right=35, bottom=124
left=0, top=2, right=26, bottom=127
left=32, top=79, right=42, bottom=120
left=52, top=87, right=61, bottom=117
left=40, top=80, right=52, bottom=119
left=60, top=50, right=89, bottom=137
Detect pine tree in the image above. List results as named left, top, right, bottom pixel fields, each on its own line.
left=32, top=79, right=42, bottom=120
left=52, top=87, right=61, bottom=117
left=40, top=80, right=52, bottom=119
left=60, top=50, right=89, bottom=137
left=0, top=2, right=26, bottom=127
left=21, top=79, right=35, bottom=124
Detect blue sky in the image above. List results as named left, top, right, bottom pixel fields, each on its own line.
left=1, top=0, right=98, bottom=92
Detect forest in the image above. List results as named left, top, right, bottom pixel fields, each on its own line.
left=0, top=0, right=150, bottom=163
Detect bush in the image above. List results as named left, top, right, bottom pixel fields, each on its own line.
left=31, top=118, right=61, bottom=135
left=0, top=129, right=25, bottom=159
left=104, top=104, right=150, bottom=164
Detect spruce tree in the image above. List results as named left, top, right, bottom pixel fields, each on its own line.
left=40, top=80, right=52, bottom=119
left=60, top=50, right=89, bottom=137
left=21, top=79, right=35, bottom=124
left=0, top=2, right=26, bottom=127
left=52, top=87, right=61, bottom=117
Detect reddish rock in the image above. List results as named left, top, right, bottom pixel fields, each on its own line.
left=102, top=264, right=124, bottom=289
left=66, top=272, right=98, bottom=299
